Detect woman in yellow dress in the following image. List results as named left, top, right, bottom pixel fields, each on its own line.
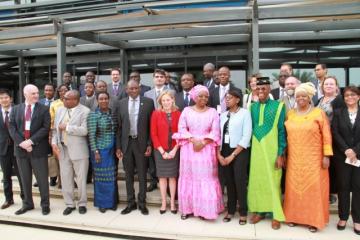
left=283, top=82, right=333, bottom=232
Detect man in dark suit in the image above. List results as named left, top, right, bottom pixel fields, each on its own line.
left=114, top=80, right=154, bottom=215
left=175, top=73, right=195, bottom=111
left=203, top=63, right=216, bottom=91
left=79, top=71, right=96, bottom=97
left=39, top=84, right=55, bottom=107
left=0, top=89, right=24, bottom=209
left=312, top=63, right=327, bottom=104
left=107, top=68, right=124, bottom=99
left=271, top=63, right=293, bottom=100
left=63, top=72, right=77, bottom=91
left=165, top=71, right=178, bottom=92
left=209, top=66, right=242, bottom=114
left=119, top=71, right=151, bottom=98
left=9, top=84, right=51, bottom=215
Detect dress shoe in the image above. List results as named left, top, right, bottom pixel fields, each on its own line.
left=33, top=182, right=38, bottom=187
left=329, top=194, right=337, bottom=204
left=15, top=206, right=34, bottom=215
left=1, top=201, right=14, bottom=209
left=355, top=228, right=360, bottom=235
left=271, top=220, right=281, bottom=230
left=139, top=206, right=149, bottom=215
left=251, top=214, right=265, bottom=224
left=308, top=226, right=317, bottom=233
left=79, top=206, right=87, bottom=214
left=99, top=208, right=106, bottom=213
left=121, top=204, right=137, bottom=215
left=49, top=177, right=57, bottom=187
left=42, top=207, right=50, bottom=215
left=181, top=214, right=189, bottom=220
left=147, top=183, right=157, bottom=192
left=223, top=214, right=233, bottom=223
left=63, top=207, right=76, bottom=216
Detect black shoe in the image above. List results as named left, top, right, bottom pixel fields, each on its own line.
left=181, top=214, right=189, bottom=220
left=355, top=228, right=360, bottom=235
left=99, top=208, right=106, bottom=213
left=147, top=183, right=157, bottom=192
left=139, top=206, right=149, bottom=215
left=33, top=182, right=38, bottom=187
left=79, top=206, right=87, bottom=214
left=1, top=200, right=14, bottom=209
left=63, top=207, right=76, bottom=216
left=49, top=177, right=57, bottom=187
left=171, top=209, right=177, bottom=215
left=15, top=206, right=34, bottom=215
left=111, top=205, right=118, bottom=211
left=42, top=207, right=50, bottom=215
left=160, top=209, right=166, bottom=214
left=330, top=194, right=337, bottom=204
left=121, top=204, right=137, bottom=215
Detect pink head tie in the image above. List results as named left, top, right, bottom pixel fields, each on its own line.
left=189, top=85, right=209, bottom=101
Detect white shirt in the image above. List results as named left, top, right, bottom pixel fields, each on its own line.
left=183, top=90, right=190, bottom=100
left=317, top=79, right=324, bottom=99
left=219, top=83, right=230, bottom=101
left=128, top=96, right=140, bottom=135
left=279, top=86, right=287, bottom=98
left=1, top=106, right=11, bottom=122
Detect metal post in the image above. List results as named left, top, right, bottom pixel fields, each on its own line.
left=55, top=19, right=66, bottom=87
left=18, top=55, right=25, bottom=103
left=248, top=0, right=259, bottom=77
left=120, top=49, right=128, bottom=83
left=48, top=65, right=53, bottom=84
left=345, top=67, right=350, bottom=87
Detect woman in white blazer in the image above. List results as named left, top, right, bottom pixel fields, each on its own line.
left=217, top=89, right=252, bottom=225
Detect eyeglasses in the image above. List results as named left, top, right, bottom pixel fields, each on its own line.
left=344, top=93, right=358, bottom=98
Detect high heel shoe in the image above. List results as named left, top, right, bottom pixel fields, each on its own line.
left=171, top=209, right=177, bottom=214
left=337, top=220, right=347, bottom=230
left=354, top=227, right=360, bottom=235
left=159, top=209, right=166, bottom=214
left=181, top=214, right=188, bottom=220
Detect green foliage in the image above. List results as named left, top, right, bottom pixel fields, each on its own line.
left=271, top=69, right=314, bottom=83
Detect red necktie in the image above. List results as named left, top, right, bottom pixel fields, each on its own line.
left=24, top=104, right=31, bottom=139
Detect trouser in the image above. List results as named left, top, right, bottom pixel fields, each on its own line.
left=148, top=155, right=158, bottom=186
left=123, top=138, right=148, bottom=207
left=221, top=144, right=249, bottom=216
left=334, top=157, right=360, bottom=223
left=0, top=145, right=24, bottom=202
left=59, top=145, right=88, bottom=207
left=16, top=154, right=49, bottom=209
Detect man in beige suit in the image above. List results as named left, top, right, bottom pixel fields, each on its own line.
left=52, top=90, right=90, bottom=216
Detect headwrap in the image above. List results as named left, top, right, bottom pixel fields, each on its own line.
left=295, top=82, right=316, bottom=99
left=189, top=85, right=209, bottom=101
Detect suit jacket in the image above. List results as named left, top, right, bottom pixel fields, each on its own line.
left=80, top=95, right=98, bottom=112
left=9, top=102, right=50, bottom=158
left=144, top=87, right=175, bottom=109
left=204, top=79, right=216, bottom=92
left=107, top=82, right=124, bottom=98
left=0, top=106, right=13, bottom=156
left=175, top=91, right=195, bottom=111
left=52, top=104, right=90, bottom=160
left=332, top=107, right=360, bottom=158
left=271, top=88, right=280, bottom=100
left=208, top=84, right=242, bottom=109
left=39, top=98, right=54, bottom=107
left=113, top=96, right=154, bottom=154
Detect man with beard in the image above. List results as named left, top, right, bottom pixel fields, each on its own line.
left=281, top=76, right=301, bottom=112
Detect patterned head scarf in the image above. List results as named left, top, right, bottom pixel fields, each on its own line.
left=189, top=85, right=209, bottom=101
left=295, top=82, right=316, bottom=99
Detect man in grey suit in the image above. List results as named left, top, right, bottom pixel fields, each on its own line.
left=203, top=63, right=216, bottom=91
left=9, top=84, right=51, bottom=215
left=144, top=69, right=175, bottom=192
left=114, top=80, right=154, bottom=215
left=107, top=68, right=124, bottom=99
left=52, top=90, right=90, bottom=216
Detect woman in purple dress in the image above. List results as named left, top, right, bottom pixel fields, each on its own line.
left=173, top=85, right=224, bottom=220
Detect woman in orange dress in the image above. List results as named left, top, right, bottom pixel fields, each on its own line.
left=284, top=82, right=333, bottom=232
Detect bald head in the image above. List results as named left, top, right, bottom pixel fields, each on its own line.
left=203, top=63, right=215, bottom=80
left=23, top=84, right=39, bottom=104
left=218, top=66, right=231, bottom=86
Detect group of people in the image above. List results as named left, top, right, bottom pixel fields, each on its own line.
left=0, top=62, right=359, bottom=236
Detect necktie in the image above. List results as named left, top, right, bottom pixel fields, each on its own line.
left=4, top=110, right=9, bottom=129
left=62, top=109, right=71, bottom=145
left=184, top=93, right=190, bottom=107
left=113, top=84, right=118, bottom=96
left=24, top=104, right=32, bottom=139
left=220, top=87, right=227, bottom=112
left=129, top=99, right=137, bottom=136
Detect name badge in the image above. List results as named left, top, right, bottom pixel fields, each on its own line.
left=25, top=121, right=31, bottom=130
left=224, top=134, right=230, bottom=144
left=216, top=105, right=222, bottom=114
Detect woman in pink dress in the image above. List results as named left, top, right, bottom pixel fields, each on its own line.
left=173, top=85, right=224, bottom=220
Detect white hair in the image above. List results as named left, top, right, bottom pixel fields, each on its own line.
left=203, top=63, right=215, bottom=70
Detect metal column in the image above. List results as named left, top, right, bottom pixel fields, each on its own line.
left=248, top=0, right=259, bottom=77
left=120, top=49, right=128, bottom=83
left=18, top=55, right=25, bottom=103
left=55, top=20, right=66, bottom=87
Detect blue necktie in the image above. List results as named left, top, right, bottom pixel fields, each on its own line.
left=184, top=93, right=190, bottom=106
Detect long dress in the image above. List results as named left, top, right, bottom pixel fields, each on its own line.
left=247, top=99, right=286, bottom=221
left=173, top=106, right=224, bottom=219
left=87, top=109, right=117, bottom=209
left=284, top=108, right=333, bottom=229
